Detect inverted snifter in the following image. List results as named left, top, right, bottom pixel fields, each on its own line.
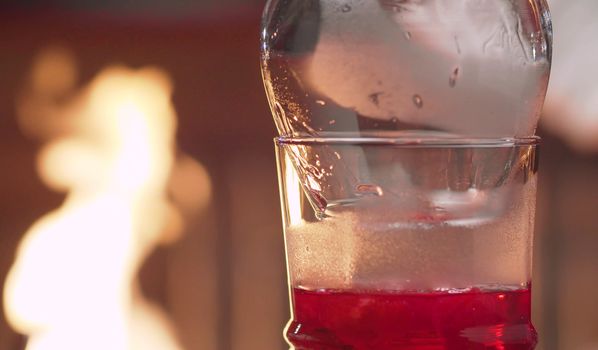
left=261, top=0, right=551, bottom=138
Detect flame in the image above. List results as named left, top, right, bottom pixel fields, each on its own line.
left=4, top=47, right=208, bottom=350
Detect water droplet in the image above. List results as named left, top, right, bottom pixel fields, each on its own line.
left=404, top=31, right=412, bottom=40
left=356, top=184, right=384, bottom=196
left=341, top=4, right=352, bottom=12
left=329, top=165, right=334, bottom=170
left=315, top=160, right=321, bottom=166
left=412, top=94, right=423, bottom=109
left=454, top=36, right=462, bottom=55
left=334, top=152, right=341, bottom=159
left=316, top=100, right=326, bottom=106
left=449, top=67, right=460, bottom=88
left=369, top=92, right=383, bottom=106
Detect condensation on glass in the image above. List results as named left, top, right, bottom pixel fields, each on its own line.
left=261, top=0, right=552, bottom=139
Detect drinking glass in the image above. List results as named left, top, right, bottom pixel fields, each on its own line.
left=275, top=136, right=539, bottom=349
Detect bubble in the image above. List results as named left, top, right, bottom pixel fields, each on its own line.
left=341, top=4, right=351, bottom=13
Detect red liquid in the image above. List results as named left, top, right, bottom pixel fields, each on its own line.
left=287, top=287, right=537, bottom=350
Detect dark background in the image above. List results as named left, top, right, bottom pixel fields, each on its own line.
left=0, top=2, right=597, bottom=350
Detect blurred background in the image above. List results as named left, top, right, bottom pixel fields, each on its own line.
left=0, top=1, right=597, bottom=350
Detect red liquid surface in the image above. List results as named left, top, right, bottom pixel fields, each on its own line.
left=287, top=287, right=537, bottom=350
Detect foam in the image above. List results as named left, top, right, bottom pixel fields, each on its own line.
left=286, top=176, right=537, bottom=291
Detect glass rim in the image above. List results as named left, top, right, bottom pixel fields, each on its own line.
left=275, top=135, right=541, bottom=147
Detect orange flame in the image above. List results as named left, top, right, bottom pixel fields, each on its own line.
left=4, top=47, right=209, bottom=350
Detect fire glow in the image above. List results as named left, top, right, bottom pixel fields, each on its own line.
left=3, top=47, right=209, bottom=350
